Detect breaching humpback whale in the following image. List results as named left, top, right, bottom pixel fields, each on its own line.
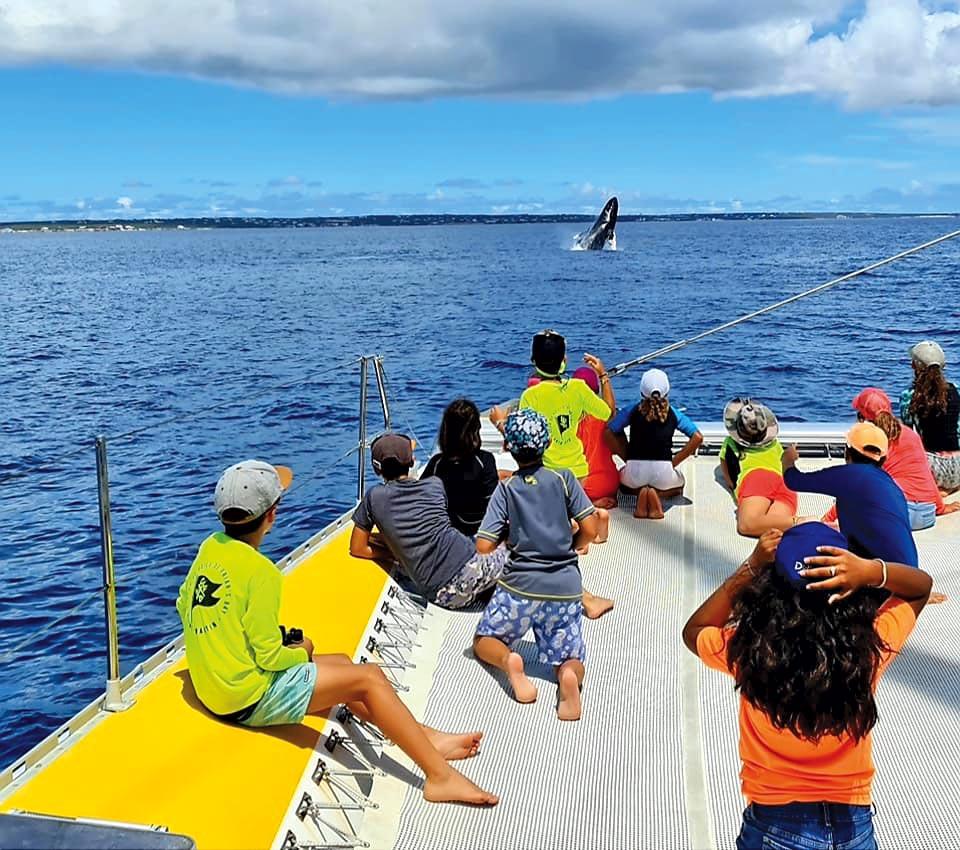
left=574, top=196, right=618, bottom=250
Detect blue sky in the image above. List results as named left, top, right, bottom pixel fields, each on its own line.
left=3, top=1, right=960, bottom=219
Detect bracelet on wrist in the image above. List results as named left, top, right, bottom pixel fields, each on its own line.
left=874, top=558, right=888, bottom=589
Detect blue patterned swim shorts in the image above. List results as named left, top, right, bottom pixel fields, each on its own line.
left=476, top=586, right=585, bottom=666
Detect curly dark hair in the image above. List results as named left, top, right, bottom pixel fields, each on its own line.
left=910, top=363, right=950, bottom=422
left=438, top=398, right=482, bottom=459
left=726, top=569, right=890, bottom=742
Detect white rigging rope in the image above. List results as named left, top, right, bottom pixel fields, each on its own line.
left=608, top=227, right=960, bottom=378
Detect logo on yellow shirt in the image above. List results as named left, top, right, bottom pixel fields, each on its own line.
left=187, top=562, right=232, bottom=635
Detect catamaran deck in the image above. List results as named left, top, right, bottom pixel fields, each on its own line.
left=2, top=438, right=958, bottom=849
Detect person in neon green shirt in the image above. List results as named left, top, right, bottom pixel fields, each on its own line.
left=176, top=459, right=498, bottom=807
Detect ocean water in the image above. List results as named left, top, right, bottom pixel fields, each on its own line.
left=1, top=217, right=958, bottom=767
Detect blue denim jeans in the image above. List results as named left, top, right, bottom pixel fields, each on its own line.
left=907, top=500, right=936, bottom=531
left=736, top=802, right=877, bottom=850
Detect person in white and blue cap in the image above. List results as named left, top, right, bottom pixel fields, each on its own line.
left=472, top=408, right=608, bottom=722
left=683, top=522, right=932, bottom=848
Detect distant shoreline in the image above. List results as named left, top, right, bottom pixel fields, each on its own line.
left=1, top=211, right=958, bottom=233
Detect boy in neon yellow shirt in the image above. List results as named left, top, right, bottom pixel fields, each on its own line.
left=176, top=459, right=498, bottom=806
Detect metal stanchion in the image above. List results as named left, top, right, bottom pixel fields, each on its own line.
left=95, top=436, right=133, bottom=711
left=356, top=359, right=369, bottom=504
left=372, top=357, right=391, bottom=431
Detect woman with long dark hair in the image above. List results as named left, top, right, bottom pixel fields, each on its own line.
left=423, top=398, right=499, bottom=537
left=683, top=523, right=932, bottom=849
left=900, top=341, right=960, bottom=494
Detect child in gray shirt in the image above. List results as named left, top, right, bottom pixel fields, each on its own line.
left=473, top=408, right=599, bottom=721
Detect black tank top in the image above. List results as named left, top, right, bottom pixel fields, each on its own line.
left=916, top=383, right=960, bottom=452
left=628, top=405, right=678, bottom=462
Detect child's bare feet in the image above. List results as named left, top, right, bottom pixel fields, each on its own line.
left=594, top=507, right=609, bottom=543
left=557, top=665, right=582, bottom=721
left=423, top=766, right=499, bottom=806
left=648, top=489, right=664, bottom=520
left=582, top=591, right=614, bottom=620
left=634, top=487, right=649, bottom=519
left=928, top=591, right=948, bottom=605
left=506, top=652, right=538, bottom=703
left=424, top=728, right=484, bottom=761
left=593, top=496, right=617, bottom=510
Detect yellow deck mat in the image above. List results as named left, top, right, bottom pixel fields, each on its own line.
left=1, top=528, right=387, bottom=850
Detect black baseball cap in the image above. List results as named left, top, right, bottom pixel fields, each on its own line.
left=531, top=329, right=566, bottom=377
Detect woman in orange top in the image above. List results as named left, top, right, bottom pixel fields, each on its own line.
left=571, top=365, right=619, bottom=509
left=683, top=523, right=932, bottom=849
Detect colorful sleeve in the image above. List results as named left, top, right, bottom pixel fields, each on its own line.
left=719, top=437, right=734, bottom=461
left=564, top=470, right=596, bottom=521
left=351, top=491, right=375, bottom=531
left=241, top=569, right=310, bottom=671
left=476, top=482, right=509, bottom=543
left=672, top=406, right=700, bottom=438
left=580, top=382, right=612, bottom=421
left=608, top=404, right=633, bottom=434
left=875, top=598, right=917, bottom=675
left=783, top=464, right=847, bottom=497
left=695, top=627, right=734, bottom=676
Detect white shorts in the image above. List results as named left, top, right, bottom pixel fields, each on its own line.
left=620, top=460, right=685, bottom=492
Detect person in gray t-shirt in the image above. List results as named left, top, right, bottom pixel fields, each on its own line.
left=350, top=432, right=508, bottom=607
left=473, top=409, right=602, bottom=722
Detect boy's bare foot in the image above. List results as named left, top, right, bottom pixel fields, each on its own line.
left=928, top=592, right=948, bottom=605
left=582, top=591, right=614, bottom=620
left=557, top=666, right=582, bottom=721
left=593, top=496, right=616, bottom=509
left=424, top=728, right=484, bottom=761
left=634, top=488, right=649, bottom=519
left=648, top=489, right=664, bottom=520
left=506, top=652, right=538, bottom=703
left=423, top=766, right=499, bottom=806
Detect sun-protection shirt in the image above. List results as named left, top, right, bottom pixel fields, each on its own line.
left=608, top=403, right=700, bottom=462
left=175, top=532, right=309, bottom=716
left=477, top=464, right=594, bottom=600
left=784, top=463, right=918, bottom=566
left=578, top=416, right=619, bottom=497
left=519, top=378, right=611, bottom=478
left=900, top=383, right=960, bottom=450
left=422, top=449, right=500, bottom=536
left=352, top=477, right=474, bottom=598
left=719, top=438, right=785, bottom=499
left=823, top=425, right=943, bottom=521
left=696, top=598, right=915, bottom=806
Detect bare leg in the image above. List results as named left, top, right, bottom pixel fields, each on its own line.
left=472, top=636, right=538, bottom=703
left=312, top=655, right=482, bottom=761
left=556, top=660, right=585, bottom=721
left=305, top=660, right=498, bottom=805
left=582, top=589, right=614, bottom=620
left=593, top=507, right=609, bottom=543
left=736, top=497, right=794, bottom=538
left=634, top=486, right=650, bottom=519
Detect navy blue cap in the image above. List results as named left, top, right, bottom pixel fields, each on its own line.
left=774, top=522, right=849, bottom=590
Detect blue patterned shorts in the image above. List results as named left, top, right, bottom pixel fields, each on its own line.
left=475, top=587, right=585, bottom=666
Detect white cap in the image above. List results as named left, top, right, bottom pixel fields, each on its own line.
left=640, top=368, right=670, bottom=399
left=909, top=340, right=946, bottom=368
left=214, top=460, right=293, bottom=524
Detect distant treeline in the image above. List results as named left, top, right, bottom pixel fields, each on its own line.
left=3, top=212, right=956, bottom=231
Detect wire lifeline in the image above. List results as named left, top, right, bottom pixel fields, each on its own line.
left=0, top=588, right=104, bottom=665
left=607, top=227, right=960, bottom=378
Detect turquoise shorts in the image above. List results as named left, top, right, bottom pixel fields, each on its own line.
left=240, top=662, right=317, bottom=727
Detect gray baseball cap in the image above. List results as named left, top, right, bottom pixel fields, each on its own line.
left=909, top=340, right=946, bottom=368
left=214, top=460, right=293, bottom=524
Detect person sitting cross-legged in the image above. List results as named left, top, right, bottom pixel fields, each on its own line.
left=177, top=459, right=498, bottom=807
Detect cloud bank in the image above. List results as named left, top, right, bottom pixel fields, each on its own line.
left=1, top=0, right=959, bottom=108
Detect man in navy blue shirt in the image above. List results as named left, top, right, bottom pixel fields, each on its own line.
left=782, top=423, right=918, bottom=567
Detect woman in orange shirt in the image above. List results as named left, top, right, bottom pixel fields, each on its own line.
left=571, top=364, right=620, bottom=509
left=683, top=523, right=932, bottom=849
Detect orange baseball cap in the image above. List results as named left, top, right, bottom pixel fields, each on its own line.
left=846, top=422, right=889, bottom=461
left=851, top=387, right=893, bottom=421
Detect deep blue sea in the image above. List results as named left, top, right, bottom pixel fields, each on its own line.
left=2, top=217, right=959, bottom=767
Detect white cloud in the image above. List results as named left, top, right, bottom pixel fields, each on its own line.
left=116, top=196, right=133, bottom=209
left=0, top=1, right=959, bottom=108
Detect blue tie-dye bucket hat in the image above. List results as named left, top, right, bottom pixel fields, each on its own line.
left=503, top=408, right=551, bottom=456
